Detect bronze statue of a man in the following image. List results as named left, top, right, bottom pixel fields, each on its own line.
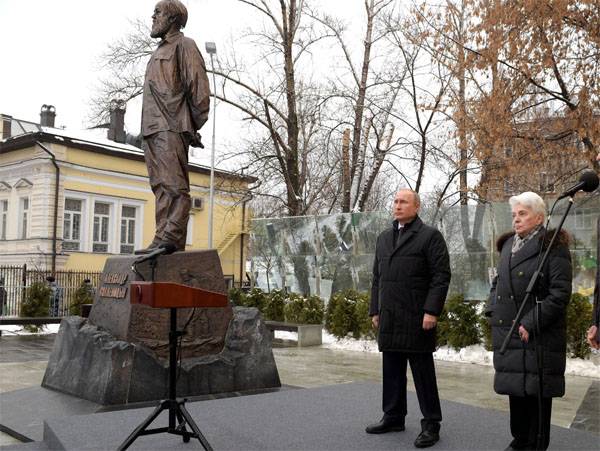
left=138, top=0, right=210, bottom=253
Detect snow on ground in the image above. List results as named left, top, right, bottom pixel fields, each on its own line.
left=3, top=326, right=597, bottom=378
left=0, top=324, right=60, bottom=336
left=275, top=330, right=600, bottom=379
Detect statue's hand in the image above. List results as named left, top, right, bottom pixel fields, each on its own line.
left=189, top=132, right=204, bottom=148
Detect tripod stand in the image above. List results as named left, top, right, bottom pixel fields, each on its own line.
left=118, top=306, right=213, bottom=450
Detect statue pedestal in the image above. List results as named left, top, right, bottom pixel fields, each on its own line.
left=42, top=251, right=280, bottom=405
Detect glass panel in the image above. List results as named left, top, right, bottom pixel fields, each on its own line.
left=122, top=206, right=136, bottom=218
left=94, top=202, right=109, bottom=215
left=93, top=243, right=108, bottom=253
left=120, top=219, right=126, bottom=242
left=101, top=217, right=109, bottom=241
left=63, top=241, right=80, bottom=251
left=63, top=214, right=71, bottom=239
left=65, top=198, right=82, bottom=211
left=72, top=214, right=80, bottom=240
left=93, top=217, right=100, bottom=242
left=127, top=219, right=135, bottom=243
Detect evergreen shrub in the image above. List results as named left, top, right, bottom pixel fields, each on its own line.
left=21, top=281, right=51, bottom=332
left=264, top=289, right=285, bottom=322
left=436, top=294, right=481, bottom=350
left=325, top=289, right=373, bottom=339
left=283, top=293, right=324, bottom=324
left=69, top=280, right=94, bottom=316
left=566, top=293, right=593, bottom=359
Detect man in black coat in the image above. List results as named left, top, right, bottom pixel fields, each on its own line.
left=366, top=189, right=451, bottom=449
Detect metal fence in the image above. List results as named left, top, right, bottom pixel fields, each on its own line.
left=0, top=265, right=101, bottom=317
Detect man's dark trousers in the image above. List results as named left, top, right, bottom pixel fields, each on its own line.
left=383, top=351, right=442, bottom=431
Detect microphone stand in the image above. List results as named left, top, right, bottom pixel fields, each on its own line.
left=119, top=251, right=213, bottom=451
left=499, top=197, right=574, bottom=450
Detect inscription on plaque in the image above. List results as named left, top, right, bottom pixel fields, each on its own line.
left=99, top=272, right=129, bottom=299
left=99, top=286, right=127, bottom=298
left=102, top=273, right=128, bottom=285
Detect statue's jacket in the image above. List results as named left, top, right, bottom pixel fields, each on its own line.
left=142, top=30, right=210, bottom=138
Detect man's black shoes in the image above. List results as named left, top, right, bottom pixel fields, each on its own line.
left=414, top=430, right=440, bottom=448
left=365, top=418, right=405, bottom=434
left=504, top=438, right=533, bottom=450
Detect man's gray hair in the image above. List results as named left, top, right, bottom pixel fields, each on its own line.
left=164, top=0, right=188, bottom=29
left=509, top=191, right=546, bottom=221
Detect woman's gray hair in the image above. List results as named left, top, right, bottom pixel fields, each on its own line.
left=509, top=191, right=546, bottom=221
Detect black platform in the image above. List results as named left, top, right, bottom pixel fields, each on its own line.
left=2, top=382, right=598, bottom=450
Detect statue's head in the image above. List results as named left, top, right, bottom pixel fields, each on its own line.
left=151, top=0, right=188, bottom=39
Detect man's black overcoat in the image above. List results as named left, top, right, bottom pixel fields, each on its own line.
left=369, top=216, right=451, bottom=353
left=486, top=229, right=572, bottom=398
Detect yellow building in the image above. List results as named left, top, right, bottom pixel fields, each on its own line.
left=0, top=107, right=254, bottom=287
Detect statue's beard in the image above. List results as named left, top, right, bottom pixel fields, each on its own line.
left=150, top=20, right=169, bottom=38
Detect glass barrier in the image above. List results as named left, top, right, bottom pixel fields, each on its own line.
left=249, top=194, right=599, bottom=302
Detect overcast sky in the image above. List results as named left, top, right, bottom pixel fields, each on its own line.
left=0, top=0, right=366, bottom=166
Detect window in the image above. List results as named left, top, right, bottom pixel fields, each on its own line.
left=63, top=198, right=83, bottom=251
left=504, top=146, right=513, bottom=158
left=0, top=200, right=7, bottom=240
left=503, top=178, right=512, bottom=195
left=539, top=172, right=555, bottom=193
left=120, top=205, right=136, bottom=254
left=19, top=197, right=29, bottom=239
left=186, top=214, right=194, bottom=246
left=93, top=202, right=110, bottom=252
left=575, top=209, right=593, bottom=230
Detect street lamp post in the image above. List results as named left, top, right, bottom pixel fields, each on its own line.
left=205, top=42, right=217, bottom=248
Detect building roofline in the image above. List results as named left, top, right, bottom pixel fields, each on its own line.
left=0, top=131, right=257, bottom=184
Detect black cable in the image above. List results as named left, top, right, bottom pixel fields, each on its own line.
left=176, top=308, right=197, bottom=383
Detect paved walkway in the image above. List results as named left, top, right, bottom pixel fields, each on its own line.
left=0, top=334, right=598, bottom=447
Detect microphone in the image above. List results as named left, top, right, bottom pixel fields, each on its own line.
left=133, top=243, right=178, bottom=265
left=557, top=170, right=599, bottom=200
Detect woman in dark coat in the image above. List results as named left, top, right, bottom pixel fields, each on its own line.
left=486, top=191, right=572, bottom=451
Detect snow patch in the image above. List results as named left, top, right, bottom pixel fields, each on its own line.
left=0, top=323, right=60, bottom=336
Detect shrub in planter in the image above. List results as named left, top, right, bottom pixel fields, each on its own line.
left=244, top=287, right=268, bottom=311
left=566, top=293, right=592, bottom=359
left=283, top=293, right=324, bottom=324
left=437, top=294, right=481, bottom=350
left=21, top=281, right=52, bottom=332
left=69, top=280, right=94, bottom=316
left=435, top=307, right=450, bottom=347
left=355, top=293, right=375, bottom=339
left=326, top=289, right=373, bottom=339
left=264, top=289, right=285, bottom=322
left=478, top=308, right=493, bottom=351
left=228, top=287, right=246, bottom=306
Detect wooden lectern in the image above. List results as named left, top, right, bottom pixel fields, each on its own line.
left=119, top=281, right=228, bottom=451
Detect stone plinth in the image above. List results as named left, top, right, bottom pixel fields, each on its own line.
left=88, top=250, right=231, bottom=360
left=42, top=308, right=281, bottom=405
left=41, top=250, right=281, bottom=405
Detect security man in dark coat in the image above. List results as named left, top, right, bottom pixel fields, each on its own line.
left=486, top=192, right=572, bottom=451
left=367, top=189, right=451, bottom=449
left=587, top=151, right=600, bottom=350
left=589, top=216, right=600, bottom=350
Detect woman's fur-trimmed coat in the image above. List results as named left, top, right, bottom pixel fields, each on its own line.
left=486, top=229, right=572, bottom=398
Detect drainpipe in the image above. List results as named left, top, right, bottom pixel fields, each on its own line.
left=35, top=141, right=59, bottom=276
left=239, top=192, right=252, bottom=286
